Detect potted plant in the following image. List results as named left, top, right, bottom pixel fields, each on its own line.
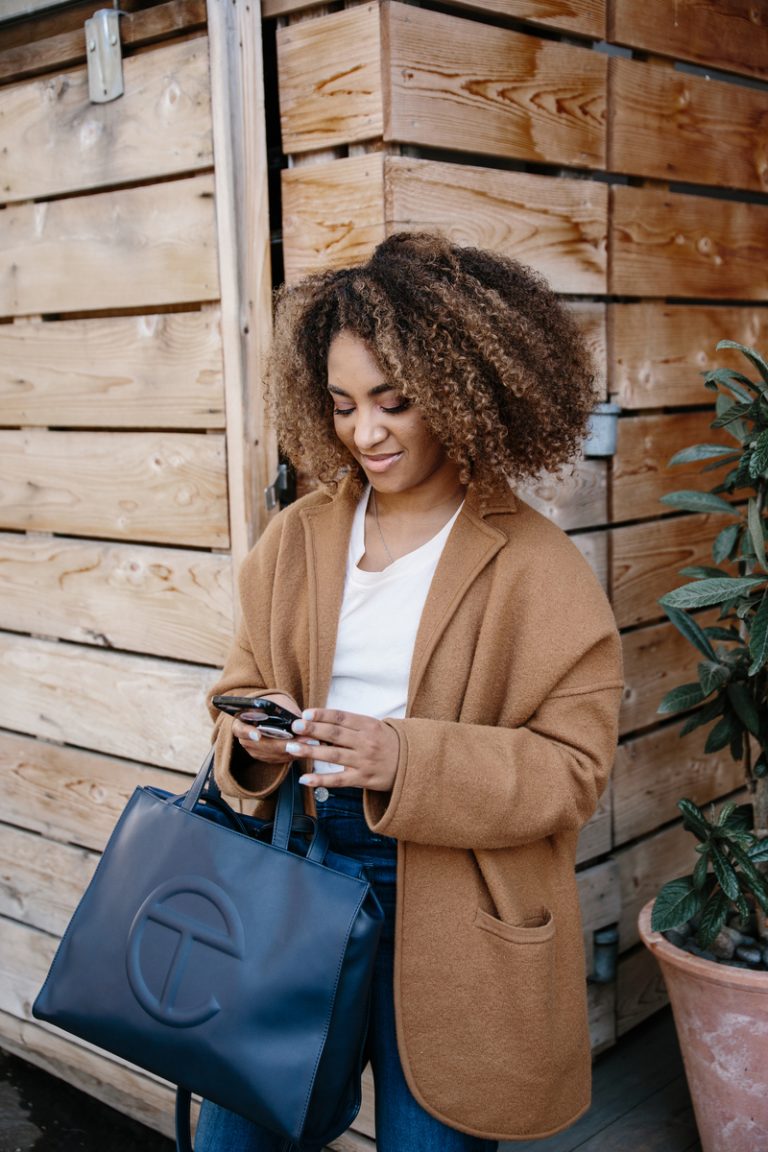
left=637, top=340, right=768, bottom=1152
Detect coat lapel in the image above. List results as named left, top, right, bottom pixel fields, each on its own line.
left=407, top=486, right=515, bottom=709
left=299, top=479, right=358, bottom=706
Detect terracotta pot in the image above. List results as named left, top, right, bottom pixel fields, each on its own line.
left=638, top=900, right=768, bottom=1152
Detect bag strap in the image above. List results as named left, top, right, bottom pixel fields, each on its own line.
left=175, top=1089, right=194, bottom=1152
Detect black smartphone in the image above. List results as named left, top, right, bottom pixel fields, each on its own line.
left=211, top=695, right=297, bottom=736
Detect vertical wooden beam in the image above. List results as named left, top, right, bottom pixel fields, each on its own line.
left=207, top=0, right=277, bottom=593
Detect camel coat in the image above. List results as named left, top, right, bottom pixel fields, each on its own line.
left=210, top=478, right=623, bottom=1142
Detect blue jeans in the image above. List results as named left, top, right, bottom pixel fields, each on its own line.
left=195, top=789, right=497, bottom=1152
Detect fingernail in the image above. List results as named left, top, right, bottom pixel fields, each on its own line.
left=247, top=729, right=261, bottom=741
left=302, top=709, right=315, bottom=721
left=305, top=739, right=320, bottom=746
left=298, top=775, right=312, bottom=785
left=285, top=741, right=302, bottom=755
left=292, top=719, right=306, bottom=733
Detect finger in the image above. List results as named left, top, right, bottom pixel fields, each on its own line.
left=284, top=740, right=353, bottom=767
left=298, top=769, right=349, bottom=788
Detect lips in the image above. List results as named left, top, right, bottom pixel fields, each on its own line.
left=361, top=452, right=403, bottom=473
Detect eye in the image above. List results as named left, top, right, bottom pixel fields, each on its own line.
left=332, top=405, right=354, bottom=417
left=380, top=399, right=410, bottom=414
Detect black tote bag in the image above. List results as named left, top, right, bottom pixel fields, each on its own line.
left=33, top=749, right=383, bottom=1150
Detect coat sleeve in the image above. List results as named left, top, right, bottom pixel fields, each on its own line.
left=206, top=517, right=294, bottom=800
left=363, top=630, right=623, bottom=850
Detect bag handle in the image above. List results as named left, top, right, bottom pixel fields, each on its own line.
left=182, top=748, right=329, bottom=863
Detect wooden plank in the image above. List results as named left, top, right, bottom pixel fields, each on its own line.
left=610, top=0, right=768, bottom=83
left=283, top=154, right=608, bottom=293
left=571, top=530, right=608, bottom=594
left=578, top=858, right=620, bottom=978
left=0, top=311, right=225, bottom=429
left=612, top=411, right=730, bottom=524
left=0, top=430, right=229, bottom=547
left=570, top=302, right=606, bottom=398
left=0, top=1009, right=177, bottom=1140
left=0, top=0, right=208, bottom=85
left=610, top=185, right=768, bottom=301
left=519, top=459, right=607, bottom=531
left=277, top=4, right=383, bottom=154
left=0, top=36, right=212, bottom=204
left=576, top=782, right=611, bottom=865
left=386, top=157, right=608, bottom=294
left=207, top=0, right=277, bottom=562
left=609, top=56, right=768, bottom=195
left=616, top=946, right=668, bottom=1036
left=265, top=0, right=605, bottom=39
left=0, top=534, right=233, bottom=665
left=384, top=2, right=607, bottom=169
left=588, top=981, right=615, bottom=1055
left=0, top=0, right=72, bottom=19
left=0, top=174, right=219, bottom=317
left=617, top=821, right=697, bottom=954
left=613, top=723, right=745, bottom=846
left=612, top=513, right=719, bottom=629
left=0, top=824, right=97, bottom=936
left=610, top=303, right=768, bottom=410
left=619, top=612, right=719, bottom=737
left=0, top=731, right=186, bottom=853
left=282, top=154, right=608, bottom=293
left=282, top=153, right=386, bottom=284
left=0, top=633, right=215, bottom=772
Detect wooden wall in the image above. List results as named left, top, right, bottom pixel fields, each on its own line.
left=270, top=3, right=768, bottom=1144
left=0, top=0, right=274, bottom=1138
left=2, top=0, right=768, bottom=1146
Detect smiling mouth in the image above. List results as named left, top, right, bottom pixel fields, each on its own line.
left=361, top=452, right=403, bottom=472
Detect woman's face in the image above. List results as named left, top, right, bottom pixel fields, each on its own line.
left=327, top=331, right=458, bottom=497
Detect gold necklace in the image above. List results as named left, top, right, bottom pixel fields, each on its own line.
left=371, top=490, right=394, bottom=565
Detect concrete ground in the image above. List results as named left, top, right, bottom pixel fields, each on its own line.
left=0, top=1049, right=172, bottom=1151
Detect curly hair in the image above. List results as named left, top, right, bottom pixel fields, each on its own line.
left=265, top=232, right=597, bottom=496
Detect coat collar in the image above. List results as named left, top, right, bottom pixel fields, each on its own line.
left=298, top=478, right=517, bottom=709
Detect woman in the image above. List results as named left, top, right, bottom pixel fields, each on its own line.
left=200, top=233, right=623, bottom=1151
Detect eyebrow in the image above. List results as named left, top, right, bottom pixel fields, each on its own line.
left=328, top=383, right=396, bottom=398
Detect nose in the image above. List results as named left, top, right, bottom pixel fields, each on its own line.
left=353, top=407, right=388, bottom=452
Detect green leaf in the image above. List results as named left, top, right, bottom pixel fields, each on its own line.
left=668, top=444, right=740, bottom=466
left=698, top=660, right=731, bottom=696
left=679, top=566, right=729, bottom=579
left=678, top=798, right=712, bottom=841
left=692, top=852, right=710, bottom=891
left=697, top=888, right=732, bottom=949
left=717, top=340, right=768, bottom=388
left=658, top=682, right=706, bottom=715
left=712, top=401, right=754, bottom=430
left=663, top=605, right=717, bottom=659
left=748, top=839, right=768, bottom=863
left=726, top=682, right=762, bottom=737
left=660, top=490, right=737, bottom=515
left=705, top=626, right=742, bottom=642
left=749, top=430, right=768, bottom=479
left=748, top=498, right=767, bottom=570
left=713, top=523, right=741, bottom=564
left=651, top=878, right=703, bottom=931
left=710, top=844, right=740, bottom=899
left=729, top=843, right=768, bottom=912
left=660, top=577, right=765, bottom=610
left=705, top=713, right=736, bottom=753
left=717, top=801, right=738, bottom=826
left=748, top=591, right=768, bottom=675
left=721, top=803, right=753, bottom=832
left=679, top=693, right=725, bottom=736
left=706, top=368, right=759, bottom=403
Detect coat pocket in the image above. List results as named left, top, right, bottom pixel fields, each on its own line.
left=474, top=906, right=554, bottom=945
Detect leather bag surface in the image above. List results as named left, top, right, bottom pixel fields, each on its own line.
left=33, top=750, right=383, bottom=1150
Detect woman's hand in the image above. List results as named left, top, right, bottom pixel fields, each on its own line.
left=232, top=693, right=305, bottom=764
left=285, top=709, right=399, bottom=792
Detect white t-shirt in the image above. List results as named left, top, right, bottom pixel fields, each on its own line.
left=318, top=489, right=462, bottom=774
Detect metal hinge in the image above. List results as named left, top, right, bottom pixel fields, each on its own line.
left=85, top=9, right=126, bottom=104
left=264, top=464, right=293, bottom=512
